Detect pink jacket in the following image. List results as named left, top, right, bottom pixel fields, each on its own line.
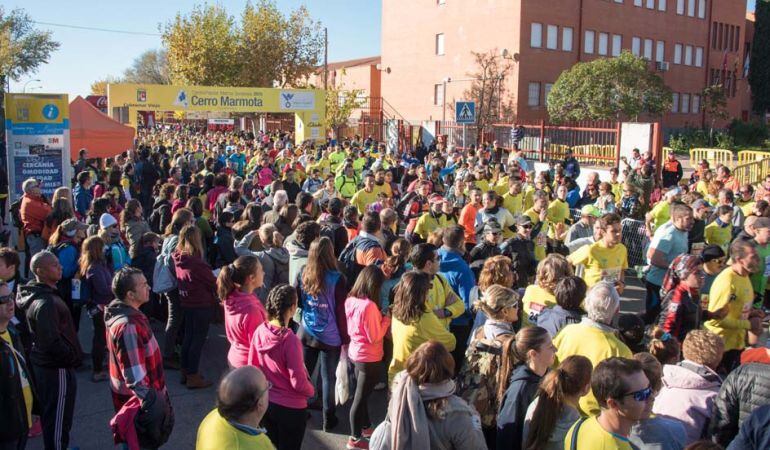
left=247, top=322, right=314, bottom=409
left=345, top=296, right=391, bottom=363
left=223, top=290, right=267, bottom=368
left=652, top=362, right=721, bottom=444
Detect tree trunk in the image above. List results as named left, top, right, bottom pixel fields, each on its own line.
left=0, top=75, right=6, bottom=162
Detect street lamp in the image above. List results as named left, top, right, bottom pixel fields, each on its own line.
left=22, top=79, right=41, bottom=93
left=441, top=77, right=451, bottom=123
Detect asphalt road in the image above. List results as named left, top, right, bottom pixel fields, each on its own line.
left=25, top=276, right=646, bottom=450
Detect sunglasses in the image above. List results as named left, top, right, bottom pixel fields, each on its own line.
left=521, top=224, right=533, bottom=229
left=621, top=386, right=653, bottom=402
left=0, top=294, right=13, bottom=305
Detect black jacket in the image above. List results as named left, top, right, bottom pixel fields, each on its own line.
left=496, top=364, right=543, bottom=450
left=500, top=237, right=537, bottom=288
left=131, top=245, right=158, bottom=285
left=469, top=241, right=501, bottom=275
left=0, top=324, right=36, bottom=441
left=727, top=404, right=770, bottom=450
left=712, top=363, right=770, bottom=446
left=319, top=216, right=349, bottom=257
left=214, top=227, right=237, bottom=267
left=16, top=281, right=83, bottom=368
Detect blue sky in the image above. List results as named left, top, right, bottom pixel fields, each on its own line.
left=8, top=0, right=382, bottom=98
left=9, top=0, right=754, bottom=99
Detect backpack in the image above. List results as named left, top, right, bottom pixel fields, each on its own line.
left=152, top=237, right=178, bottom=294
left=9, top=198, right=22, bottom=229
left=319, top=219, right=343, bottom=251
left=149, top=203, right=170, bottom=234
left=455, top=329, right=516, bottom=428
left=338, top=236, right=381, bottom=289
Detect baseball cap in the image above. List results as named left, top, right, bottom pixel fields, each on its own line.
left=665, top=187, right=682, bottom=199
left=581, top=205, right=602, bottom=218
left=99, top=213, right=118, bottom=230
left=484, top=220, right=502, bottom=234
left=692, top=199, right=711, bottom=210
left=516, top=215, right=533, bottom=226
left=61, top=218, right=88, bottom=237
left=428, top=194, right=444, bottom=205
left=700, top=245, right=726, bottom=262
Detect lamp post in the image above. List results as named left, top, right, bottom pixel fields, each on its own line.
left=22, top=79, right=41, bottom=93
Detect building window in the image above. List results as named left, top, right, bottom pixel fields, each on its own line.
left=681, top=93, right=690, bottom=113
left=615, top=0, right=623, bottom=3
left=632, top=37, right=641, bottom=56
left=672, top=93, right=680, bottom=112
left=684, top=45, right=693, bottom=65
left=734, top=27, right=741, bottom=51
left=544, top=83, right=554, bottom=103
left=528, top=82, right=541, bottom=106
left=658, top=0, right=667, bottom=11
left=697, top=0, right=706, bottom=18
left=435, top=33, right=445, bottom=55
left=644, top=39, right=653, bottom=60
left=712, top=22, right=718, bottom=48
left=634, top=0, right=642, bottom=5
left=562, top=27, right=574, bottom=51
left=656, top=41, right=665, bottom=62
left=434, top=84, right=444, bottom=106
left=692, top=94, right=701, bottom=114
left=676, top=0, right=685, bottom=14
left=547, top=25, right=558, bottom=50
left=695, top=47, right=703, bottom=67
left=598, top=32, right=609, bottom=55
left=674, top=44, right=682, bottom=63
left=687, top=0, right=695, bottom=17
left=612, top=34, right=622, bottom=56
left=438, top=0, right=446, bottom=4
left=646, top=0, right=655, bottom=9
left=531, top=23, right=543, bottom=48
left=585, top=30, right=595, bottom=54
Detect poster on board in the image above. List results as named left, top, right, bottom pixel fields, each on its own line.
left=4, top=93, right=71, bottom=199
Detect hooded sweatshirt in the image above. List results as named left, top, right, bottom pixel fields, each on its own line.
left=247, top=322, right=314, bottom=409
left=285, top=237, right=309, bottom=287
left=224, top=290, right=268, bottom=368
left=497, top=364, right=543, bottom=450
left=345, top=296, right=391, bottom=363
left=653, top=361, right=722, bottom=443
left=172, top=252, right=217, bottom=309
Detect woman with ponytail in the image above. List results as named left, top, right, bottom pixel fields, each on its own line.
left=496, top=326, right=557, bottom=450
left=218, top=255, right=266, bottom=368
left=522, top=355, right=593, bottom=450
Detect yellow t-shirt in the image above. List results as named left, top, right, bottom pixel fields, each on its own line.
left=705, top=267, right=753, bottom=351
left=372, top=182, right=393, bottom=198
left=414, top=213, right=457, bottom=241
left=649, top=201, right=671, bottom=231
left=502, top=192, right=524, bottom=218
left=568, top=242, right=628, bottom=288
left=611, top=182, right=623, bottom=204
left=425, top=273, right=465, bottom=328
left=524, top=208, right=549, bottom=261
left=696, top=180, right=710, bottom=198
left=521, top=284, right=557, bottom=327
left=523, top=186, right=536, bottom=211
left=474, top=179, right=491, bottom=193
left=704, top=222, right=732, bottom=253
left=564, top=417, right=634, bottom=450
left=547, top=199, right=570, bottom=240
left=389, top=312, right=457, bottom=385
left=494, top=176, right=510, bottom=196
left=196, top=409, right=275, bottom=450
left=737, top=199, right=755, bottom=217
left=0, top=330, right=32, bottom=428
left=351, top=189, right=379, bottom=215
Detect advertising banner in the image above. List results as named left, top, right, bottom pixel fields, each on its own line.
left=4, top=93, right=71, bottom=199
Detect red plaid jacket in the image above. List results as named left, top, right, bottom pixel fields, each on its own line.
left=104, top=300, right=166, bottom=411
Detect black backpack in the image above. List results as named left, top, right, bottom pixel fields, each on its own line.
left=319, top=219, right=343, bottom=251
left=9, top=198, right=22, bottom=228
left=338, top=236, right=382, bottom=288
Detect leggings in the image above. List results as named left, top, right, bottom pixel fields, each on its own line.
left=180, top=306, right=212, bottom=374
left=264, top=402, right=307, bottom=450
left=350, top=361, right=379, bottom=438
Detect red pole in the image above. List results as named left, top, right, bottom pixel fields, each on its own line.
left=539, top=120, right=546, bottom=162
left=652, top=122, right=663, bottom=180
left=615, top=121, right=622, bottom=168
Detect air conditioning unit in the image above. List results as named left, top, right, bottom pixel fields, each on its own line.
left=656, top=61, right=670, bottom=72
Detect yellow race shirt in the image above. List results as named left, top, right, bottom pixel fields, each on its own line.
left=521, top=284, right=557, bottom=326
left=524, top=208, right=549, bottom=261
left=502, top=192, right=524, bottom=218
left=704, top=222, right=732, bottom=253
left=196, top=409, right=275, bottom=450
left=425, top=273, right=465, bottom=328
left=568, top=242, right=628, bottom=288
left=547, top=199, right=570, bottom=240
left=705, top=267, right=753, bottom=351
left=389, top=312, right=456, bottom=385
left=564, top=417, right=634, bottom=450
left=351, top=189, right=379, bottom=215
left=649, top=201, right=671, bottom=231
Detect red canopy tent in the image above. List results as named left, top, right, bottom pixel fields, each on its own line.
left=69, top=96, right=134, bottom=160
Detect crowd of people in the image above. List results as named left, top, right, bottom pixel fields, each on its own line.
left=2, top=123, right=770, bottom=450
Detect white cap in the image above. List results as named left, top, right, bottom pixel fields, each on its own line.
left=99, top=213, right=118, bottom=229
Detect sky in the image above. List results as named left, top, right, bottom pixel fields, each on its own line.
left=7, top=0, right=382, bottom=98
left=8, top=0, right=755, bottom=99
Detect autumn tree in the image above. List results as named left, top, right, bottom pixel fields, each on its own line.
left=161, top=4, right=241, bottom=86
left=123, top=49, right=170, bottom=84
left=547, top=51, right=672, bottom=122
left=701, top=84, right=729, bottom=144
left=238, top=1, right=323, bottom=87
left=90, top=76, right=122, bottom=95
left=459, top=50, right=515, bottom=140
left=325, top=82, right=364, bottom=139
left=0, top=7, right=59, bottom=156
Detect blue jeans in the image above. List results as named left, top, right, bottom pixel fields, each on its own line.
left=303, top=345, right=340, bottom=417
left=181, top=306, right=213, bottom=374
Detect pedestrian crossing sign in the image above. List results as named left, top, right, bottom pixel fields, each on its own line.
left=455, top=101, right=476, bottom=124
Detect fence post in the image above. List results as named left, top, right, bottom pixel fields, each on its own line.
left=652, top=122, right=663, bottom=180
left=539, top=120, right=545, bottom=163
left=615, top=121, right=622, bottom=168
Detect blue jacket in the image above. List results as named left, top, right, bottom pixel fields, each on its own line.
left=105, top=242, right=131, bottom=272
left=51, top=242, right=79, bottom=279
left=564, top=157, right=581, bottom=180
left=73, top=184, right=93, bottom=218
left=566, top=187, right=582, bottom=209
left=727, top=404, right=770, bottom=450
left=300, top=271, right=344, bottom=347
left=438, top=247, right=476, bottom=326
left=497, top=364, right=543, bottom=450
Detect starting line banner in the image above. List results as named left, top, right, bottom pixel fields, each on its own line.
left=4, top=93, right=71, bottom=199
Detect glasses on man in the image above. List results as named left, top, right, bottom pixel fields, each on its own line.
left=521, top=224, right=533, bottom=229
left=621, top=386, right=653, bottom=402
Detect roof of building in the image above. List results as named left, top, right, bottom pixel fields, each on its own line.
left=317, top=56, right=381, bottom=73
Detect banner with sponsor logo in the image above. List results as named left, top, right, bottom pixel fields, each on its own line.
left=4, top=93, right=71, bottom=199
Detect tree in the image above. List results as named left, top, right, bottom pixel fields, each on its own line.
left=123, top=49, right=170, bottom=84
left=161, top=4, right=241, bottom=86
left=749, top=0, right=770, bottom=118
left=459, top=50, right=515, bottom=140
left=547, top=51, right=672, bottom=122
left=239, top=0, right=323, bottom=87
left=325, top=81, right=364, bottom=139
left=701, top=84, right=729, bottom=144
left=0, top=7, right=59, bottom=157
left=90, top=76, right=122, bottom=95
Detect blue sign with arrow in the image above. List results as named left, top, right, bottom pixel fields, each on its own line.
left=455, top=101, right=476, bottom=124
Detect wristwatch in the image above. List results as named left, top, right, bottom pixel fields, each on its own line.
left=443, top=308, right=452, bottom=318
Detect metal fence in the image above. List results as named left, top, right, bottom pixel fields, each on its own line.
left=567, top=209, right=648, bottom=268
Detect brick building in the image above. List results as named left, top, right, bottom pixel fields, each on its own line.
left=379, top=0, right=753, bottom=128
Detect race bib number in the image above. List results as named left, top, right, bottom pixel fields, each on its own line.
left=528, top=302, right=546, bottom=322
left=601, top=268, right=622, bottom=283
left=691, top=242, right=705, bottom=256
left=536, top=225, right=548, bottom=247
